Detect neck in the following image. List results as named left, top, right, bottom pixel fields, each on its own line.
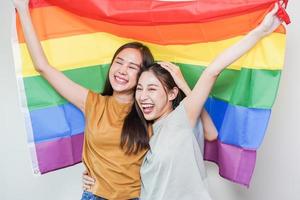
left=154, top=105, right=174, bottom=123
left=113, top=91, right=134, bottom=104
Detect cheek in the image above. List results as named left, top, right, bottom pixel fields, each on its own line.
left=128, top=71, right=139, bottom=82
left=108, top=65, right=116, bottom=77
left=152, top=90, right=167, bottom=104
left=135, top=91, right=140, bottom=101
left=108, top=69, right=114, bottom=82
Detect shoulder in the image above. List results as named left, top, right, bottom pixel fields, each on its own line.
left=171, top=101, right=203, bottom=130
left=86, top=90, right=105, bottom=102
left=169, top=102, right=187, bottom=121
left=164, top=102, right=189, bottom=128
left=84, top=90, right=107, bottom=116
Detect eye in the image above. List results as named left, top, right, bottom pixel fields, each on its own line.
left=148, top=88, right=156, bottom=91
left=136, top=87, right=142, bottom=91
left=115, top=61, right=123, bottom=65
left=129, top=65, right=138, bottom=70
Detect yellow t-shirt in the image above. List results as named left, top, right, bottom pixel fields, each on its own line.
left=83, top=91, right=147, bottom=199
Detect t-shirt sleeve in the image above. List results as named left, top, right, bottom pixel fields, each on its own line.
left=171, top=102, right=204, bottom=133
left=171, top=102, right=205, bottom=154
left=170, top=102, right=193, bottom=129
left=84, top=90, right=104, bottom=118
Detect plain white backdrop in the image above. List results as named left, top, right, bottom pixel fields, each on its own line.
left=0, top=1, right=299, bottom=199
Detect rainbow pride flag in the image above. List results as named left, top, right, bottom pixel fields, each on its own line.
left=14, top=0, right=286, bottom=186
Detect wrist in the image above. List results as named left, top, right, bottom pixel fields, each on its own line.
left=250, top=26, right=265, bottom=39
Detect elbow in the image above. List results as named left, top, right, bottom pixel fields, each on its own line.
left=34, top=67, right=43, bottom=74
left=203, top=68, right=220, bottom=79
left=34, top=62, right=50, bottom=75
left=204, top=130, right=218, bottom=141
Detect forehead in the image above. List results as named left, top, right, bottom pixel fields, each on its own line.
left=138, top=71, right=162, bottom=86
left=116, top=48, right=143, bottom=63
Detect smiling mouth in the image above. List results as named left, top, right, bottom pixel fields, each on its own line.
left=141, top=103, right=154, bottom=114
left=114, top=75, right=128, bottom=84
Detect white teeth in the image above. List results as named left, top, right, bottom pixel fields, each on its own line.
left=141, top=103, right=154, bottom=114
left=115, top=76, right=127, bottom=83
left=143, top=105, right=153, bottom=108
left=142, top=104, right=154, bottom=108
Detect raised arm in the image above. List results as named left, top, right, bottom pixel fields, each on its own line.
left=184, top=4, right=282, bottom=127
left=158, top=61, right=218, bottom=141
left=14, top=0, right=88, bottom=113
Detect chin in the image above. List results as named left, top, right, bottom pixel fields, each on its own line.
left=111, top=85, right=126, bottom=92
left=109, top=77, right=131, bottom=92
left=111, top=84, right=133, bottom=93
left=143, top=113, right=158, bottom=122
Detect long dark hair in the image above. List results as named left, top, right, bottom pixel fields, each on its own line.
left=99, top=42, right=154, bottom=154
left=121, top=63, right=186, bottom=154
left=102, top=42, right=154, bottom=95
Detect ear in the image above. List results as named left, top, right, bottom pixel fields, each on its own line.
left=168, top=87, right=179, bottom=101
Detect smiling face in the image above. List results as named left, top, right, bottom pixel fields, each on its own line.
left=109, top=48, right=143, bottom=94
left=135, top=70, right=178, bottom=122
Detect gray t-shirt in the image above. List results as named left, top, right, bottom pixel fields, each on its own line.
left=140, top=103, right=212, bottom=200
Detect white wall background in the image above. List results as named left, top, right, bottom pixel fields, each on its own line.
left=0, top=1, right=299, bottom=199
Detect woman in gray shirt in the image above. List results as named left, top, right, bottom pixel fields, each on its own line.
left=134, top=5, right=281, bottom=200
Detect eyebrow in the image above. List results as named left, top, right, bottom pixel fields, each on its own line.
left=115, top=57, right=141, bottom=68
left=137, top=83, right=159, bottom=87
left=148, top=84, right=159, bottom=87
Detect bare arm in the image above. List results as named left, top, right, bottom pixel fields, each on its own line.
left=184, top=4, right=282, bottom=127
left=158, top=61, right=218, bottom=141
left=200, top=110, right=218, bottom=141
left=14, top=1, right=88, bottom=113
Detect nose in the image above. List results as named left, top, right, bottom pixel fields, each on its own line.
left=139, top=89, right=149, bottom=101
left=118, top=63, right=129, bottom=75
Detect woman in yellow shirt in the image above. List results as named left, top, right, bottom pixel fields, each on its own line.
left=14, top=0, right=154, bottom=199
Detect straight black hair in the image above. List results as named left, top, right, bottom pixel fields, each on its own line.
left=99, top=42, right=154, bottom=154
left=121, top=63, right=186, bottom=154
